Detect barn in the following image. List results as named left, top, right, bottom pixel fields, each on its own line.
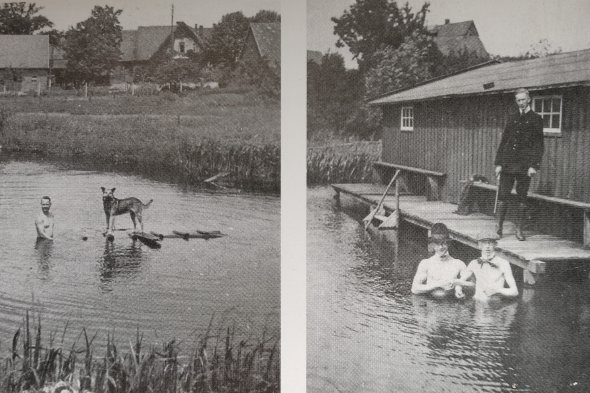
left=369, top=49, right=590, bottom=241
left=0, top=35, right=50, bottom=95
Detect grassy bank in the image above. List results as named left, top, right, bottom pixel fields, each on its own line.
left=2, top=311, right=278, bottom=393
left=307, top=141, right=381, bottom=185
left=0, top=91, right=280, bottom=193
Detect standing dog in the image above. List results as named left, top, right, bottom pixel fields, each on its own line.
left=101, top=187, right=153, bottom=234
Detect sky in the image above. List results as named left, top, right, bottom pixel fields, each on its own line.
left=308, top=0, right=590, bottom=68
left=33, top=0, right=280, bottom=30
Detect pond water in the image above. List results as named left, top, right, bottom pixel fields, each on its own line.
left=0, top=157, right=279, bottom=352
left=307, top=187, right=590, bottom=393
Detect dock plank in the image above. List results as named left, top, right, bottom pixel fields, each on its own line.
left=334, top=183, right=590, bottom=269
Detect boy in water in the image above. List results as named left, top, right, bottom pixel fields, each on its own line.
left=35, top=196, right=54, bottom=240
left=411, top=223, right=471, bottom=299
left=461, top=230, right=518, bottom=301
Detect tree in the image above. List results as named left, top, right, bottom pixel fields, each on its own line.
left=251, top=10, right=281, bottom=23
left=0, top=2, right=53, bottom=34
left=41, top=28, right=64, bottom=47
left=151, top=58, right=201, bottom=91
left=307, top=52, right=364, bottom=140
left=64, top=5, right=123, bottom=86
left=332, top=0, right=431, bottom=71
left=205, top=11, right=251, bottom=67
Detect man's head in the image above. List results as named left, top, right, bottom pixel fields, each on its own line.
left=514, top=88, right=531, bottom=111
left=477, top=230, right=498, bottom=260
left=41, top=196, right=51, bottom=213
left=429, top=222, right=450, bottom=258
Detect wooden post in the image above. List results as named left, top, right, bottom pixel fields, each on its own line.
left=584, top=210, right=590, bottom=248
left=426, top=176, right=440, bottom=201
left=333, top=190, right=341, bottom=209
left=524, top=260, right=546, bottom=287
left=84, top=82, right=88, bottom=97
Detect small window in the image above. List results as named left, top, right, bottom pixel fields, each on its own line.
left=179, top=41, right=185, bottom=54
left=532, top=95, right=562, bottom=135
left=31, top=76, right=37, bottom=82
left=400, top=106, right=414, bottom=131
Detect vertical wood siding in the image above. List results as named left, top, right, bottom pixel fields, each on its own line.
left=381, top=87, right=590, bottom=204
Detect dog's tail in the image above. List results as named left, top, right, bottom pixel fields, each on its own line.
left=143, top=199, right=154, bottom=209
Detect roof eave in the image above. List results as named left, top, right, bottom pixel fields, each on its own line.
left=370, top=81, right=590, bottom=106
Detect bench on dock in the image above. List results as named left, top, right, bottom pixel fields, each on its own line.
left=470, top=182, right=590, bottom=248
left=374, top=161, right=446, bottom=201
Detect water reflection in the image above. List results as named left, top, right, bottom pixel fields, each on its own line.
left=97, top=236, right=144, bottom=291
left=308, top=187, right=590, bottom=393
left=34, top=238, right=53, bottom=279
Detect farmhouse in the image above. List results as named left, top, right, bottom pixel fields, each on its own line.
left=429, top=19, right=489, bottom=59
left=113, top=21, right=211, bottom=84
left=368, top=48, right=590, bottom=241
left=240, top=22, right=280, bottom=75
left=0, top=35, right=49, bottom=94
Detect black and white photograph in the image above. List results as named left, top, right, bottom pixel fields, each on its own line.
left=307, top=0, right=590, bottom=392
left=0, top=1, right=280, bottom=392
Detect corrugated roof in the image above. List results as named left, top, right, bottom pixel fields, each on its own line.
left=250, top=22, right=280, bottom=68
left=0, top=35, right=49, bottom=68
left=369, top=49, right=590, bottom=105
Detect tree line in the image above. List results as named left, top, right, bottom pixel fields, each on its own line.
left=309, top=1, right=489, bottom=141
left=0, top=2, right=280, bottom=94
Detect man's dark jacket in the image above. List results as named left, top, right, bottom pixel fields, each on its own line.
left=495, top=110, right=544, bottom=174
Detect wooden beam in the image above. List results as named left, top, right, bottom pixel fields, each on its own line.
left=374, top=161, right=446, bottom=178
left=584, top=210, right=590, bottom=249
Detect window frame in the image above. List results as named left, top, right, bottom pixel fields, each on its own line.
left=400, top=106, right=414, bottom=131
left=532, top=95, right=563, bottom=136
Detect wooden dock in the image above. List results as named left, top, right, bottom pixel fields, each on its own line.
left=332, top=183, right=590, bottom=285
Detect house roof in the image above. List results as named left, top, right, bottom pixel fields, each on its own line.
left=307, top=50, right=323, bottom=65
left=249, top=23, right=280, bottom=68
left=121, top=22, right=210, bottom=62
left=369, top=48, right=590, bottom=105
left=429, top=20, right=488, bottom=58
left=430, top=20, right=476, bottom=37
left=0, top=35, right=49, bottom=68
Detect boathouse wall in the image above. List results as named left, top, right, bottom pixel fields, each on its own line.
left=381, top=86, right=590, bottom=240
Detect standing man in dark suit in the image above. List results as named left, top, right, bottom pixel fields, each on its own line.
left=494, top=88, right=544, bottom=241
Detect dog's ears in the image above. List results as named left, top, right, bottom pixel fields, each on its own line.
left=101, top=187, right=105, bottom=192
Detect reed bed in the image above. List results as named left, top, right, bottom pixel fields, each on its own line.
left=307, top=141, right=381, bottom=185
left=1, top=311, right=279, bottom=393
left=0, top=93, right=280, bottom=193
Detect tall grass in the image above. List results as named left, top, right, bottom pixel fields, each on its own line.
left=0, top=311, right=279, bottom=393
left=0, top=91, right=280, bottom=193
left=307, top=141, right=381, bottom=185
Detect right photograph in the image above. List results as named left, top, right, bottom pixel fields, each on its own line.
left=307, top=1, right=590, bottom=392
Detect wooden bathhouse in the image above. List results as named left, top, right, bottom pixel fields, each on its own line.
left=368, top=49, right=590, bottom=242
left=331, top=49, right=590, bottom=284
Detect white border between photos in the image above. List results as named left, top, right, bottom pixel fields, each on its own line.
left=281, top=0, right=307, bottom=391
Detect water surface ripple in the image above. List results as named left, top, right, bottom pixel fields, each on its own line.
left=308, top=187, right=590, bottom=393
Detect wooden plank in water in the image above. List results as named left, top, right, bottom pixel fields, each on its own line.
left=172, top=230, right=226, bottom=240
left=129, top=232, right=162, bottom=249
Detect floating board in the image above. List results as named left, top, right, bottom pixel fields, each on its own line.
left=172, top=230, right=226, bottom=240
left=129, top=232, right=162, bottom=249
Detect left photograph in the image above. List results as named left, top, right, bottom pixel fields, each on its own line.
left=0, top=1, right=280, bottom=392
